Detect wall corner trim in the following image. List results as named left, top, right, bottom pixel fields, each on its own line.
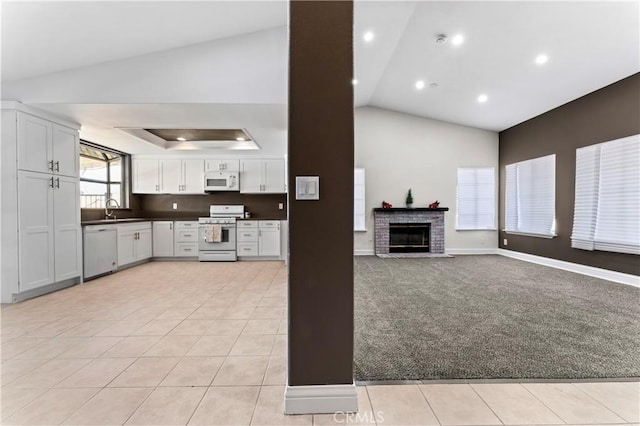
left=284, top=383, right=358, bottom=415
left=497, top=249, right=640, bottom=288
left=446, top=248, right=499, bottom=255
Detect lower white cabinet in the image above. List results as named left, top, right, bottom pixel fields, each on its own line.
left=174, top=221, right=198, bottom=257
left=117, top=222, right=152, bottom=267
left=17, top=171, right=81, bottom=292
left=237, top=220, right=281, bottom=257
left=153, top=221, right=175, bottom=257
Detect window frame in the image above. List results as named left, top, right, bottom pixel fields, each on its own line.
left=79, top=141, right=130, bottom=209
left=354, top=168, right=366, bottom=232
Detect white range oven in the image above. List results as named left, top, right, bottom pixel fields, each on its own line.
left=198, top=205, right=244, bottom=261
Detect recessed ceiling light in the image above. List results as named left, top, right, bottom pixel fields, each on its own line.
left=415, top=80, right=425, bottom=90
left=176, top=137, right=186, bottom=141
left=451, top=34, right=464, bottom=46
left=363, top=31, right=374, bottom=42
left=477, top=94, right=488, bottom=103
left=535, top=54, right=549, bottom=65
left=352, top=78, right=358, bottom=85
left=236, top=137, right=245, bottom=141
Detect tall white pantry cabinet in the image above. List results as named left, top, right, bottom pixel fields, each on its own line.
left=1, top=102, right=82, bottom=303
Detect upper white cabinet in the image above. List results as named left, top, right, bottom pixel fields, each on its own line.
left=206, top=159, right=240, bottom=172
left=133, top=159, right=204, bottom=194
left=240, top=159, right=286, bottom=194
left=17, top=112, right=78, bottom=177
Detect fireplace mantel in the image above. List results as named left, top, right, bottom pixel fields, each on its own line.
left=374, top=208, right=448, bottom=255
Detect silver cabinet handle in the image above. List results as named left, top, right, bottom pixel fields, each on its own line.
left=184, top=248, right=192, bottom=252
left=170, top=223, right=172, bottom=230
left=184, top=234, right=191, bottom=237
left=55, top=177, right=60, bottom=188
left=156, top=184, right=159, bottom=192
left=49, top=177, right=54, bottom=188
left=55, top=161, right=60, bottom=172
left=48, top=160, right=54, bottom=171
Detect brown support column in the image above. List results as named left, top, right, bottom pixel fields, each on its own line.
left=286, top=0, right=356, bottom=415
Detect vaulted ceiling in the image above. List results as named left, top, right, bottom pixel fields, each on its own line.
left=1, top=1, right=638, bottom=154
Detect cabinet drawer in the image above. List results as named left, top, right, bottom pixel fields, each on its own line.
left=237, top=220, right=258, bottom=228
left=176, top=229, right=198, bottom=242
left=237, top=228, right=258, bottom=242
left=175, top=221, right=198, bottom=229
left=237, top=243, right=258, bottom=256
left=259, top=221, right=280, bottom=229
left=175, top=243, right=198, bottom=257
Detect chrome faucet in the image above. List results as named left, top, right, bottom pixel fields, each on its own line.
left=105, top=198, right=120, bottom=220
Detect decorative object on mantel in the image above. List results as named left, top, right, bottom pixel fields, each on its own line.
left=429, top=200, right=440, bottom=208
left=382, top=201, right=393, bottom=209
left=406, top=189, right=414, bottom=208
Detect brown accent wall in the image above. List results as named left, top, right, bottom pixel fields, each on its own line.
left=288, top=1, right=354, bottom=385
left=499, top=73, right=640, bottom=275
left=81, top=193, right=287, bottom=221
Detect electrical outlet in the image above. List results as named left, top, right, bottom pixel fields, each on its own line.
left=503, top=238, right=508, bottom=246
left=172, top=203, right=178, bottom=210
left=278, top=203, right=284, bottom=210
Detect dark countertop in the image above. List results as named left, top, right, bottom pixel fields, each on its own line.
left=81, top=217, right=285, bottom=226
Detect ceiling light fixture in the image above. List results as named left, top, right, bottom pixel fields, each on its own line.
left=352, top=78, right=358, bottom=85
left=451, top=34, right=464, bottom=46
left=176, top=137, right=186, bottom=141
left=415, top=80, right=425, bottom=90
left=236, top=137, right=245, bottom=141
left=435, top=34, right=447, bottom=44
left=363, top=31, right=374, bottom=42
left=535, top=54, right=549, bottom=65
left=477, top=94, right=488, bottom=103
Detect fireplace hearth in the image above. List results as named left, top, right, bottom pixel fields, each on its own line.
left=389, top=223, right=430, bottom=253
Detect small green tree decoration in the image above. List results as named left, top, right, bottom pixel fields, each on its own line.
left=406, top=188, right=414, bottom=208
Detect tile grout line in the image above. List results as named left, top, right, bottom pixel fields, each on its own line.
left=467, top=383, right=505, bottom=425
left=415, top=384, right=444, bottom=426
left=519, top=383, right=568, bottom=425
left=567, top=382, right=631, bottom=423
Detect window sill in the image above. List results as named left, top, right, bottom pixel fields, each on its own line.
left=354, top=228, right=367, bottom=233
left=503, top=230, right=556, bottom=239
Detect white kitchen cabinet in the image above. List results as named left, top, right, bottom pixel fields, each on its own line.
left=2, top=103, right=81, bottom=303
left=240, top=159, right=286, bottom=194
left=117, top=222, right=152, bottom=267
left=133, top=159, right=204, bottom=194
left=17, top=112, right=79, bottom=177
left=153, top=221, right=175, bottom=257
left=206, top=159, right=240, bottom=172
left=237, top=220, right=281, bottom=258
left=174, top=221, right=198, bottom=257
left=16, top=171, right=81, bottom=292
left=259, top=221, right=281, bottom=256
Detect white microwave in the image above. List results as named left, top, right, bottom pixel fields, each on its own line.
left=204, top=171, right=240, bottom=192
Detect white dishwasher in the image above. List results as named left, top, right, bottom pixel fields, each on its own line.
left=83, top=224, right=118, bottom=279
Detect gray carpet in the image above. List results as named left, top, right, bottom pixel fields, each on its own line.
left=354, top=255, right=640, bottom=381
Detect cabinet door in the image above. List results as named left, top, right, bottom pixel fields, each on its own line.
left=263, top=159, right=286, bottom=193
left=52, top=124, right=79, bottom=177
left=117, top=231, right=137, bottom=267
left=160, top=160, right=181, bottom=193
left=54, top=176, right=81, bottom=282
left=240, top=159, right=263, bottom=193
left=133, top=159, right=160, bottom=193
left=206, top=159, right=239, bottom=172
left=182, top=159, right=204, bottom=194
left=136, top=229, right=153, bottom=261
left=153, top=222, right=175, bottom=257
left=17, top=171, right=55, bottom=291
left=259, top=226, right=281, bottom=256
left=17, top=112, right=53, bottom=174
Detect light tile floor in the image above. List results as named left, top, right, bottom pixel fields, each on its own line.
left=1, top=261, right=638, bottom=425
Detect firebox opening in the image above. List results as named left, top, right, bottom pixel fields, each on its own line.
left=389, top=223, right=430, bottom=253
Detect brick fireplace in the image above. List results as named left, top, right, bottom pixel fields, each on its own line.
left=373, top=208, right=449, bottom=256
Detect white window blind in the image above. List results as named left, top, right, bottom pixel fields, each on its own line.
left=354, top=169, right=366, bottom=231
left=456, top=167, right=496, bottom=230
left=505, top=154, right=556, bottom=237
left=571, top=134, right=640, bottom=254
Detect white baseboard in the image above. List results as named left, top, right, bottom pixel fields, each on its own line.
left=445, top=248, right=499, bottom=255
left=284, top=383, right=358, bottom=415
left=497, top=249, right=640, bottom=288
left=354, top=249, right=375, bottom=256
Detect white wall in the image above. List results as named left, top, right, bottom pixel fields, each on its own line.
left=355, top=107, right=499, bottom=254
